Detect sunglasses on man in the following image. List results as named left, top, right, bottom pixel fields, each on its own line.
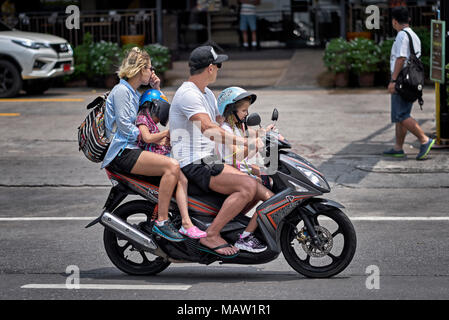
left=213, top=63, right=222, bottom=69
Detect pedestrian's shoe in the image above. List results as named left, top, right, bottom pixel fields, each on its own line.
left=416, top=138, right=435, bottom=160
left=382, top=148, right=405, bottom=158
left=234, top=233, right=267, bottom=253
left=152, top=220, right=185, bottom=242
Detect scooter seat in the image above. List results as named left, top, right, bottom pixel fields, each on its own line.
left=106, top=168, right=227, bottom=211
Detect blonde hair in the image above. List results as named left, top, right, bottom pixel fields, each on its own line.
left=117, top=47, right=150, bottom=80
left=224, top=97, right=252, bottom=134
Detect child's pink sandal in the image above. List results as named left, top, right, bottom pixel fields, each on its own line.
left=179, top=226, right=207, bottom=239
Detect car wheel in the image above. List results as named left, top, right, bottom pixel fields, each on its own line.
left=23, top=79, right=52, bottom=95
left=0, top=60, right=22, bottom=98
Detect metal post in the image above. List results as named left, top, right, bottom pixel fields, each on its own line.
left=439, top=1, right=449, bottom=144
left=156, top=0, right=163, bottom=44
left=340, top=0, right=346, bottom=39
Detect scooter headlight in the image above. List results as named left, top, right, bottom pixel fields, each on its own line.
left=297, top=166, right=330, bottom=191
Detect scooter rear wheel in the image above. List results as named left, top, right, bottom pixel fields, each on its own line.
left=103, top=200, right=171, bottom=276
left=280, top=208, right=357, bottom=278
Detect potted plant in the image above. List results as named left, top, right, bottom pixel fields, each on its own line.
left=143, top=43, right=171, bottom=86
left=377, top=39, right=394, bottom=86
left=63, top=32, right=93, bottom=87
left=88, top=40, right=121, bottom=88
left=323, top=38, right=351, bottom=87
left=348, top=38, right=381, bottom=87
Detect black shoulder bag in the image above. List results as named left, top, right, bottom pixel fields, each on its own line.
left=394, top=29, right=425, bottom=109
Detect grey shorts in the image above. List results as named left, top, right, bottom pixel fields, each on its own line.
left=391, top=93, right=413, bottom=123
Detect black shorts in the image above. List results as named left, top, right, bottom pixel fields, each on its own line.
left=107, top=148, right=143, bottom=174
left=181, top=156, right=225, bottom=193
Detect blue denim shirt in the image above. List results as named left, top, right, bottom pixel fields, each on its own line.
left=101, top=79, right=141, bottom=169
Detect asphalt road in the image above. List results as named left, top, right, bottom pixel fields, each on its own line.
left=0, top=87, right=448, bottom=302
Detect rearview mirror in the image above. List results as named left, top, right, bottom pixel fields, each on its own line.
left=271, top=108, right=279, bottom=121
left=246, top=113, right=261, bottom=127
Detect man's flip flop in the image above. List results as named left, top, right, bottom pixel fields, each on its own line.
left=197, top=243, right=239, bottom=259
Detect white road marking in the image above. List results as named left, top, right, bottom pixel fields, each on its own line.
left=1, top=216, right=449, bottom=222
left=351, top=217, right=449, bottom=221
left=21, top=284, right=191, bottom=290
left=0, top=217, right=144, bottom=221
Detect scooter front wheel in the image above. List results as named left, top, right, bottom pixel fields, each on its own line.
left=280, top=208, right=357, bottom=278
left=103, top=200, right=171, bottom=276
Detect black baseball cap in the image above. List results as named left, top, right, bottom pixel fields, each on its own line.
left=189, top=46, right=228, bottom=72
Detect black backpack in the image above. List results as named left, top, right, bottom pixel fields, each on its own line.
left=395, top=29, right=425, bottom=109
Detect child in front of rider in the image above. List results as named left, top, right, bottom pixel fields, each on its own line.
left=216, top=86, right=275, bottom=253
left=136, top=89, right=207, bottom=239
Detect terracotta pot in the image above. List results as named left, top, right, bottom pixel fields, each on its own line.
left=346, top=31, right=372, bottom=41
left=335, top=72, right=349, bottom=87
left=358, top=72, right=375, bottom=87
left=120, top=35, right=145, bottom=47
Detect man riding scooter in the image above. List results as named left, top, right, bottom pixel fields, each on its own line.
left=169, top=46, right=272, bottom=258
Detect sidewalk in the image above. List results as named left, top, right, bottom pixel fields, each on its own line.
left=165, top=48, right=326, bottom=89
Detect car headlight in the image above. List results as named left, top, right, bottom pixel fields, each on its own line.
left=297, top=166, right=330, bottom=190
left=12, top=39, right=49, bottom=49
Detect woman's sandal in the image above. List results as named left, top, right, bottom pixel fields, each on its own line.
left=197, top=243, right=239, bottom=259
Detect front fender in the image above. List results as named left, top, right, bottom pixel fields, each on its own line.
left=275, top=198, right=345, bottom=247
left=305, top=198, right=344, bottom=214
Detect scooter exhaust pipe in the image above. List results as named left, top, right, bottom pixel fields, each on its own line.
left=100, top=211, right=158, bottom=251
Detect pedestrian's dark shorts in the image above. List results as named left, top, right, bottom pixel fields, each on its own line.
left=391, top=93, right=413, bottom=123
left=181, top=156, right=225, bottom=193
left=107, top=148, right=143, bottom=174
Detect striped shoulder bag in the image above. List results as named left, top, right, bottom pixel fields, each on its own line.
left=77, top=92, right=111, bottom=163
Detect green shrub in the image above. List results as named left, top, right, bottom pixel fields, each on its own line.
left=119, top=43, right=171, bottom=74
left=65, top=37, right=171, bottom=84
left=323, top=38, right=351, bottom=73
left=144, top=43, right=171, bottom=74
left=348, top=38, right=381, bottom=74
left=64, top=32, right=93, bottom=82
left=378, top=39, right=394, bottom=74
left=89, top=41, right=121, bottom=76
left=414, top=26, right=431, bottom=79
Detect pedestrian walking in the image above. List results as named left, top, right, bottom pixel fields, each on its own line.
left=383, top=6, right=434, bottom=160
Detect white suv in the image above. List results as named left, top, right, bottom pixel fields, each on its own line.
left=0, top=20, right=74, bottom=97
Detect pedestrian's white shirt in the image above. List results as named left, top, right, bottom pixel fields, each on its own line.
left=390, top=27, right=421, bottom=74
left=169, top=81, right=219, bottom=168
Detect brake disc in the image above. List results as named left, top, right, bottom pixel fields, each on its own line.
left=300, top=225, right=333, bottom=258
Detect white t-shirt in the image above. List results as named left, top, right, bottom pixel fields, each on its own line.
left=217, top=122, right=252, bottom=175
left=390, top=27, right=421, bottom=74
left=169, top=81, right=219, bottom=168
